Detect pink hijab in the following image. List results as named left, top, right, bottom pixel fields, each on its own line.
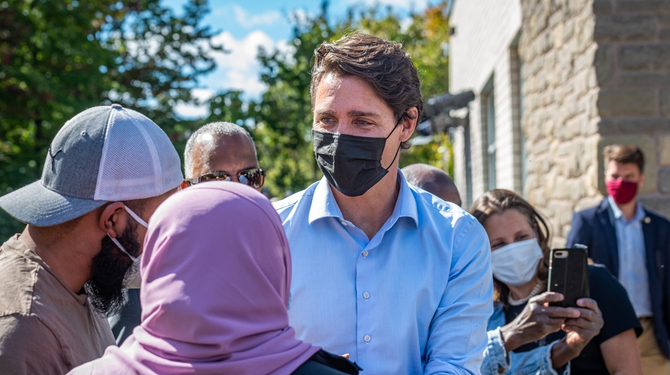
left=70, top=182, right=319, bottom=375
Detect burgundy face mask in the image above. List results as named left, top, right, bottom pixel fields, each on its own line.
left=606, top=179, right=638, bottom=204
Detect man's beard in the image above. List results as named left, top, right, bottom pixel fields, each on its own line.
left=85, top=220, right=141, bottom=315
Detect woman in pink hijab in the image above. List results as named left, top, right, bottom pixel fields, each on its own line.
left=70, top=182, right=359, bottom=375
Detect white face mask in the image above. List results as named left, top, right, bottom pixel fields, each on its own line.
left=490, top=238, right=543, bottom=286
left=107, top=206, right=147, bottom=288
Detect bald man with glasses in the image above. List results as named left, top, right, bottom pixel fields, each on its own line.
left=181, top=122, right=265, bottom=191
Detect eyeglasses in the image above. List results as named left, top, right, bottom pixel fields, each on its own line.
left=182, top=168, right=266, bottom=189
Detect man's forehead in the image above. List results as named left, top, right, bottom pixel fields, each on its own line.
left=320, top=71, right=346, bottom=88
left=192, top=133, right=257, bottom=169
left=193, top=133, right=256, bottom=161
left=195, top=132, right=250, bottom=147
left=313, top=74, right=389, bottom=116
left=606, top=160, right=641, bottom=173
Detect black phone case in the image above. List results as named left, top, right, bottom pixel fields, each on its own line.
left=547, top=248, right=589, bottom=307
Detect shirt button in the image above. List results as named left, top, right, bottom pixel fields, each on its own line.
left=341, top=221, right=348, bottom=226
left=362, top=250, right=369, bottom=257
left=363, top=292, right=370, bottom=299
left=364, top=335, right=371, bottom=343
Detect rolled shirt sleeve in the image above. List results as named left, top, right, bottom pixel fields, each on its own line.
left=424, top=218, right=494, bottom=374
left=482, top=327, right=567, bottom=375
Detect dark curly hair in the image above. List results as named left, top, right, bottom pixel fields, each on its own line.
left=469, top=189, right=552, bottom=307
left=310, top=33, right=423, bottom=149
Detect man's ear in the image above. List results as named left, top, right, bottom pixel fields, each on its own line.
left=639, top=173, right=646, bottom=190
left=399, top=107, right=419, bottom=143
left=99, top=202, right=126, bottom=238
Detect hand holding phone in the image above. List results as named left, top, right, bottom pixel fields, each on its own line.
left=547, top=247, right=589, bottom=307
left=500, top=291, right=581, bottom=352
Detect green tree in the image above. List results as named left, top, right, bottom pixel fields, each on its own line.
left=0, top=0, right=221, bottom=238
left=355, top=2, right=452, bottom=174
left=170, top=90, right=252, bottom=163
left=252, top=2, right=349, bottom=197
left=253, top=1, right=452, bottom=198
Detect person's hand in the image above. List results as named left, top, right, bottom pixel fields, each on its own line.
left=501, top=292, right=581, bottom=352
left=562, top=298, right=603, bottom=352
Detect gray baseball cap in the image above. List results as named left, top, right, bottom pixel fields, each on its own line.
left=0, top=104, right=184, bottom=227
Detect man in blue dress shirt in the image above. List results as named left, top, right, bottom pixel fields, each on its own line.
left=273, top=33, right=493, bottom=375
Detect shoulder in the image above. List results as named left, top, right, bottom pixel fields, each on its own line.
left=568, top=201, right=606, bottom=238
left=272, top=182, right=319, bottom=216
left=0, top=313, right=57, bottom=339
left=573, top=201, right=604, bottom=220
left=642, top=206, right=670, bottom=226
left=0, top=314, right=64, bottom=371
left=410, top=184, right=474, bottom=225
left=410, top=185, right=482, bottom=244
left=0, top=239, right=39, bottom=317
left=588, top=264, right=615, bottom=282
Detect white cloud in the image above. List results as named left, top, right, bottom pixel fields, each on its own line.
left=175, top=102, right=208, bottom=118
left=174, top=30, right=293, bottom=119
left=212, top=5, right=282, bottom=29
left=400, top=17, right=413, bottom=31
left=289, top=8, right=310, bottom=25
left=231, top=5, right=282, bottom=28
left=209, top=29, right=292, bottom=98
left=175, top=88, right=214, bottom=119
left=191, top=88, right=216, bottom=103
left=341, top=0, right=429, bottom=9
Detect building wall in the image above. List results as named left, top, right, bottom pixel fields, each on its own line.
left=518, top=0, right=602, bottom=246
left=520, top=0, right=670, bottom=246
left=450, top=0, right=522, bottom=95
left=451, top=0, right=670, bottom=245
left=449, top=0, right=524, bottom=206
left=591, top=0, right=670, bottom=216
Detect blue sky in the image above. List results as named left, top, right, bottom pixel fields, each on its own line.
left=162, top=0, right=439, bottom=118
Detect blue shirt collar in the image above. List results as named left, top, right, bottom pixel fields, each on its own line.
left=608, top=195, right=645, bottom=223
left=308, top=171, right=419, bottom=227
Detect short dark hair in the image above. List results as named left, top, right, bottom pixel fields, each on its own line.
left=469, top=189, right=551, bottom=307
left=603, top=144, right=644, bottom=173
left=310, top=33, right=423, bottom=149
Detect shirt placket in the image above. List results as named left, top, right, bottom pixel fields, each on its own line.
left=355, top=240, right=378, bottom=362
left=338, top=219, right=376, bottom=363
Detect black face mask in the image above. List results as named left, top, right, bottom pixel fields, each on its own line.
left=313, top=117, right=402, bottom=197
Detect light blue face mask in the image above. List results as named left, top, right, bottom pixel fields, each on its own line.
left=490, top=238, right=544, bottom=286
left=107, top=205, right=148, bottom=288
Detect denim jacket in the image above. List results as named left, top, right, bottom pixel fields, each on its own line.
left=481, top=304, right=569, bottom=375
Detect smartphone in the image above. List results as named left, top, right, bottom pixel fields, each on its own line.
left=547, top=247, right=589, bottom=307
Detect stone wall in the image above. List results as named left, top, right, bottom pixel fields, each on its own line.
left=519, top=0, right=602, bottom=247
left=520, top=0, right=670, bottom=247
left=593, top=0, right=670, bottom=215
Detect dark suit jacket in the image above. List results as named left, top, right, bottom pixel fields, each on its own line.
left=566, top=198, right=670, bottom=358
